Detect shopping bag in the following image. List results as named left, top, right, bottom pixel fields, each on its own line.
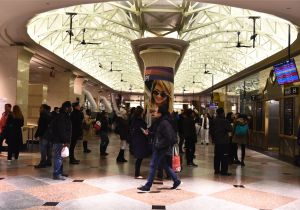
left=172, top=146, right=181, bottom=172
left=94, top=121, right=101, bottom=131
left=61, top=146, right=69, bottom=158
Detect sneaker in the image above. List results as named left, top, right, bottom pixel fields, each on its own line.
left=206, top=143, right=209, bottom=145
left=116, top=158, right=128, bottom=163
left=34, top=164, right=47, bottom=169
left=53, top=175, right=66, bottom=180
left=171, top=180, right=181, bottom=189
left=220, top=172, right=232, bottom=176
left=187, top=163, right=198, bottom=167
left=137, top=185, right=150, bottom=192
left=69, top=160, right=80, bottom=164
left=135, top=176, right=144, bottom=179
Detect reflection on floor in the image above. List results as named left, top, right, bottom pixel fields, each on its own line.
left=0, top=133, right=300, bottom=210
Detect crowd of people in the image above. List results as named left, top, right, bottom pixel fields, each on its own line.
left=0, top=100, right=252, bottom=188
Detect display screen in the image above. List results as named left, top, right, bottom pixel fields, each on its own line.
left=273, top=58, right=299, bottom=85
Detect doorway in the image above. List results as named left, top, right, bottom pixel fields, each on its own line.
left=267, top=100, right=280, bottom=151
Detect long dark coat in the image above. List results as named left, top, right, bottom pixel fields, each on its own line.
left=4, top=114, right=24, bottom=147
left=117, top=117, right=129, bottom=141
left=131, top=117, right=151, bottom=159
left=70, top=109, right=83, bottom=140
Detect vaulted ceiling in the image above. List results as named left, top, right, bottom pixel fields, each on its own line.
left=27, top=0, right=298, bottom=94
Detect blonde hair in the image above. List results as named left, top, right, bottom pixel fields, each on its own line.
left=150, top=80, right=173, bottom=113
left=12, top=105, right=23, bottom=119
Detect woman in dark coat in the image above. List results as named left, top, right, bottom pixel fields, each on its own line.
left=116, top=108, right=129, bottom=163
left=4, top=105, right=24, bottom=160
left=131, top=106, right=151, bottom=178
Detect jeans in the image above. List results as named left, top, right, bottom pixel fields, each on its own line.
left=53, top=143, right=63, bottom=177
left=39, top=138, right=52, bottom=165
left=157, top=155, right=172, bottom=179
left=100, top=132, right=109, bottom=154
left=145, top=149, right=180, bottom=188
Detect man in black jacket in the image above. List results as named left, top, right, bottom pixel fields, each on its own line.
left=210, top=108, right=232, bottom=176
left=69, top=102, right=84, bottom=164
left=52, top=101, right=72, bottom=180
left=34, top=104, right=52, bottom=168
left=138, top=105, right=181, bottom=192
left=183, top=109, right=198, bottom=167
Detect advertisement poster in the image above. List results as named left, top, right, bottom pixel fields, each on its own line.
left=144, top=66, right=174, bottom=123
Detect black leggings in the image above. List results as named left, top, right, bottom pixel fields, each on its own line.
left=240, top=144, right=246, bottom=161
left=233, top=143, right=246, bottom=161
left=135, top=158, right=143, bottom=177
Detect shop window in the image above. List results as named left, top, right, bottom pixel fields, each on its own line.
left=256, top=102, right=263, bottom=131
left=283, top=98, right=294, bottom=135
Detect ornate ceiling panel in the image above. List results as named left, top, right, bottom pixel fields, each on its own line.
left=27, top=0, right=297, bottom=94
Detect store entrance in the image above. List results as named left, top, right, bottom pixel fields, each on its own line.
left=267, top=100, right=280, bottom=153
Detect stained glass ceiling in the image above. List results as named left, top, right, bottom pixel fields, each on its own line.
left=27, top=0, right=297, bottom=94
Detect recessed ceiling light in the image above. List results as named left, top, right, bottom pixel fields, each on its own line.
left=38, top=66, right=43, bottom=69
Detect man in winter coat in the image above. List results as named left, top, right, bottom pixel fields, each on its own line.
left=138, top=105, right=181, bottom=192
left=52, top=101, right=72, bottom=180
left=69, top=102, right=84, bottom=164
left=210, top=107, right=232, bottom=176
left=34, top=104, right=52, bottom=168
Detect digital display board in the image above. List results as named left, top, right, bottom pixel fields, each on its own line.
left=273, top=58, right=299, bottom=85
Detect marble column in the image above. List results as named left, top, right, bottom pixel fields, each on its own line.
left=0, top=46, right=33, bottom=124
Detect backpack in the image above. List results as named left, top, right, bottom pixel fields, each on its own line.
left=235, top=124, right=248, bottom=136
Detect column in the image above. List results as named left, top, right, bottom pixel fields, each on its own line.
left=0, top=46, right=34, bottom=124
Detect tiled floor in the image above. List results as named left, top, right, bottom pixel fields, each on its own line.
left=0, top=133, right=300, bottom=210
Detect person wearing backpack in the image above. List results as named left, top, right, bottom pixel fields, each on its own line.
left=232, top=114, right=249, bottom=167
left=137, top=105, right=181, bottom=192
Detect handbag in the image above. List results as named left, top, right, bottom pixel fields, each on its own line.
left=172, top=145, right=181, bottom=172
left=61, top=146, right=69, bottom=158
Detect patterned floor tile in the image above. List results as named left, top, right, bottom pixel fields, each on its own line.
left=25, top=182, right=107, bottom=202
left=169, top=178, right=233, bottom=195
left=118, top=186, right=198, bottom=205
left=168, top=195, right=257, bottom=210
left=211, top=188, right=296, bottom=209
left=85, top=175, right=145, bottom=192
left=59, top=193, right=151, bottom=210
left=246, top=180, right=300, bottom=198
left=25, top=207, right=62, bottom=210
left=274, top=199, right=300, bottom=210
left=0, top=190, right=44, bottom=209
left=0, top=181, right=17, bottom=192
left=6, top=175, right=48, bottom=189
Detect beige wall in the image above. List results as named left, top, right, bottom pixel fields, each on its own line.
left=28, top=84, right=47, bottom=125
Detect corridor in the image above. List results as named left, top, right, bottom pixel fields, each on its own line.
left=0, top=134, right=299, bottom=210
